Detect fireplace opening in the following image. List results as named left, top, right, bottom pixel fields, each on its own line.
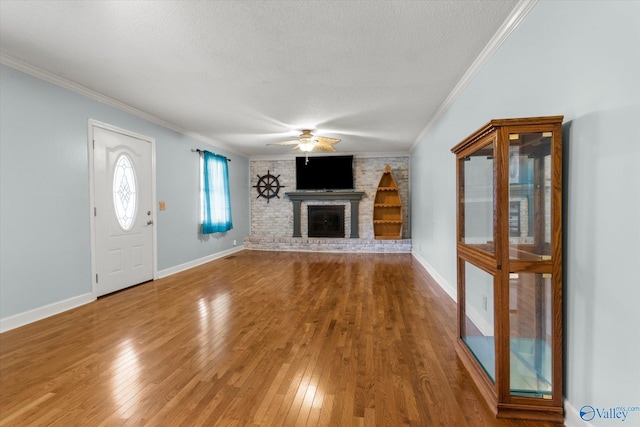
left=308, top=205, right=345, bottom=237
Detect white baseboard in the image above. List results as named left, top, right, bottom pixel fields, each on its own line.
left=0, top=292, right=95, bottom=333
left=411, top=250, right=457, bottom=302
left=156, top=245, right=245, bottom=279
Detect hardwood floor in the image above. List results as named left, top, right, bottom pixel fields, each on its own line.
left=0, top=251, right=562, bottom=426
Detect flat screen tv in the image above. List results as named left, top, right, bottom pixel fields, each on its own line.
left=296, top=155, right=354, bottom=190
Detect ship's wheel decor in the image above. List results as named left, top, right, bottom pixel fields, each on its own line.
left=253, top=170, right=284, bottom=203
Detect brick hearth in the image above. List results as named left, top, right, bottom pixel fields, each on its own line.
left=243, top=236, right=412, bottom=253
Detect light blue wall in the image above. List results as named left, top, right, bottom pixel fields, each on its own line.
left=411, top=0, right=639, bottom=421
left=0, top=64, right=250, bottom=319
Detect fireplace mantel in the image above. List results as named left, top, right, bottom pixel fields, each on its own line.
left=285, top=191, right=366, bottom=238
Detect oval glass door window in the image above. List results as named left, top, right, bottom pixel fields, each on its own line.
left=113, top=154, right=138, bottom=230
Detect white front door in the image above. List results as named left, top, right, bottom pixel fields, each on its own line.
left=93, top=125, right=154, bottom=297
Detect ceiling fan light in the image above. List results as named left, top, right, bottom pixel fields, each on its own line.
left=298, top=140, right=316, bottom=152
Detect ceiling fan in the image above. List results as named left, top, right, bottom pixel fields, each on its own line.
left=268, top=130, right=341, bottom=153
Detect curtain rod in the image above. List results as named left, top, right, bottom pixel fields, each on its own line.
left=191, top=149, right=231, bottom=161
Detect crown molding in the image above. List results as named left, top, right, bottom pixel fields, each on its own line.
left=410, top=0, right=538, bottom=152
left=249, top=151, right=411, bottom=162
left=0, top=53, right=248, bottom=158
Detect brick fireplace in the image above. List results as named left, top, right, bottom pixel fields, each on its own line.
left=285, top=191, right=365, bottom=238
left=245, top=156, right=412, bottom=252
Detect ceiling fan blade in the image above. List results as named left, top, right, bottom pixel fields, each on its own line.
left=314, top=144, right=337, bottom=152
left=267, top=140, right=300, bottom=146
left=292, top=145, right=335, bottom=152
left=316, top=136, right=341, bottom=145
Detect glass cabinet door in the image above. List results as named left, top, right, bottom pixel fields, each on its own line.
left=461, top=139, right=495, bottom=254
left=462, top=262, right=496, bottom=382
left=508, top=132, right=553, bottom=260
left=509, top=273, right=553, bottom=398
left=507, top=131, right=556, bottom=399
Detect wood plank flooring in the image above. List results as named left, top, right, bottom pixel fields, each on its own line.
left=0, top=251, right=562, bottom=426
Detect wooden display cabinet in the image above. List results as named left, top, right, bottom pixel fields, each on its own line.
left=451, top=116, right=564, bottom=423
left=373, top=164, right=403, bottom=239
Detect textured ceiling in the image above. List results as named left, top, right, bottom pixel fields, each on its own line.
left=0, top=0, right=521, bottom=157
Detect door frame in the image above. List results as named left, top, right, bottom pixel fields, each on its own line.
left=87, top=119, right=158, bottom=298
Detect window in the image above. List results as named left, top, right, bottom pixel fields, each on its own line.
left=113, top=154, right=137, bottom=230
left=200, top=151, right=233, bottom=234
